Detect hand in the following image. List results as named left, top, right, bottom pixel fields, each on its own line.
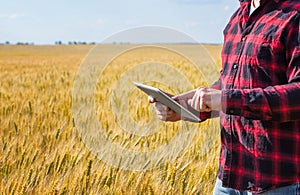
left=188, top=87, right=222, bottom=112
left=148, top=89, right=196, bottom=122
left=148, top=96, right=181, bottom=122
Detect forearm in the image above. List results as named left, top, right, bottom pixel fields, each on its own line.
left=222, top=82, right=300, bottom=121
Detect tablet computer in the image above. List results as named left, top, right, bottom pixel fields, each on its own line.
left=134, top=82, right=201, bottom=122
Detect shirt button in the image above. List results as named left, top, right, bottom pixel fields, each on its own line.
left=241, top=36, right=246, bottom=41
left=229, top=110, right=234, bottom=114
left=233, top=64, right=238, bottom=69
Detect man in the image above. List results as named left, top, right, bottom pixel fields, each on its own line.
left=150, top=0, right=300, bottom=194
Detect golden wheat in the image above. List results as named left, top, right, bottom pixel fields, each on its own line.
left=0, top=44, right=222, bottom=194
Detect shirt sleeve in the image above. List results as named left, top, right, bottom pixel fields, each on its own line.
left=210, top=77, right=221, bottom=90
left=222, top=14, right=300, bottom=122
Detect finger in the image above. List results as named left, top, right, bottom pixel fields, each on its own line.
left=178, top=99, right=188, bottom=108
left=188, top=96, right=195, bottom=109
left=148, top=96, right=156, bottom=103
left=156, top=109, right=175, bottom=121
left=154, top=101, right=172, bottom=111
left=154, top=104, right=166, bottom=112
left=166, top=109, right=176, bottom=116
left=196, top=93, right=202, bottom=110
left=155, top=108, right=167, bottom=115
left=157, top=114, right=167, bottom=121
left=199, top=95, right=206, bottom=111
left=200, top=89, right=213, bottom=112
left=187, top=99, right=193, bottom=107
left=164, top=110, right=177, bottom=121
left=193, top=88, right=207, bottom=112
left=200, top=97, right=211, bottom=112
left=205, top=98, right=212, bottom=111
left=156, top=109, right=167, bottom=119
left=190, top=94, right=200, bottom=111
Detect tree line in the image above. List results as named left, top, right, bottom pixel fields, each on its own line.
left=0, top=41, right=97, bottom=45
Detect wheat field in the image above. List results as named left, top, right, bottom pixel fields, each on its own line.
left=0, top=44, right=222, bottom=194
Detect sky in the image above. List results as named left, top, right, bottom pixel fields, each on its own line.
left=0, top=0, right=240, bottom=44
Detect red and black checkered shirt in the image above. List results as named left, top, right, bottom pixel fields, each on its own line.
left=210, top=0, right=300, bottom=193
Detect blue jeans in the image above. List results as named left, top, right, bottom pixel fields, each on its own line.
left=213, top=178, right=300, bottom=195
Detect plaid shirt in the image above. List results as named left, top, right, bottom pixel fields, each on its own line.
left=210, top=0, right=300, bottom=193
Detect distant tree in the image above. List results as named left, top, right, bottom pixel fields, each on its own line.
left=67, top=41, right=96, bottom=45
left=5, top=41, right=10, bottom=45
left=55, top=41, right=62, bottom=45
left=15, top=42, right=34, bottom=45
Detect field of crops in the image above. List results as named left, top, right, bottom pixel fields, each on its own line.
left=0, top=44, right=222, bottom=194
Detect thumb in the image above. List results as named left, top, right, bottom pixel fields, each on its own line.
left=177, top=99, right=188, bottom=109
left=187, top=99, right=192, bottom=106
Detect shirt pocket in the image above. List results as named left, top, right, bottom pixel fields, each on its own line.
left=251, top=41, right=287, bottom=87
left=248, top=42, right=274, bottom=88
